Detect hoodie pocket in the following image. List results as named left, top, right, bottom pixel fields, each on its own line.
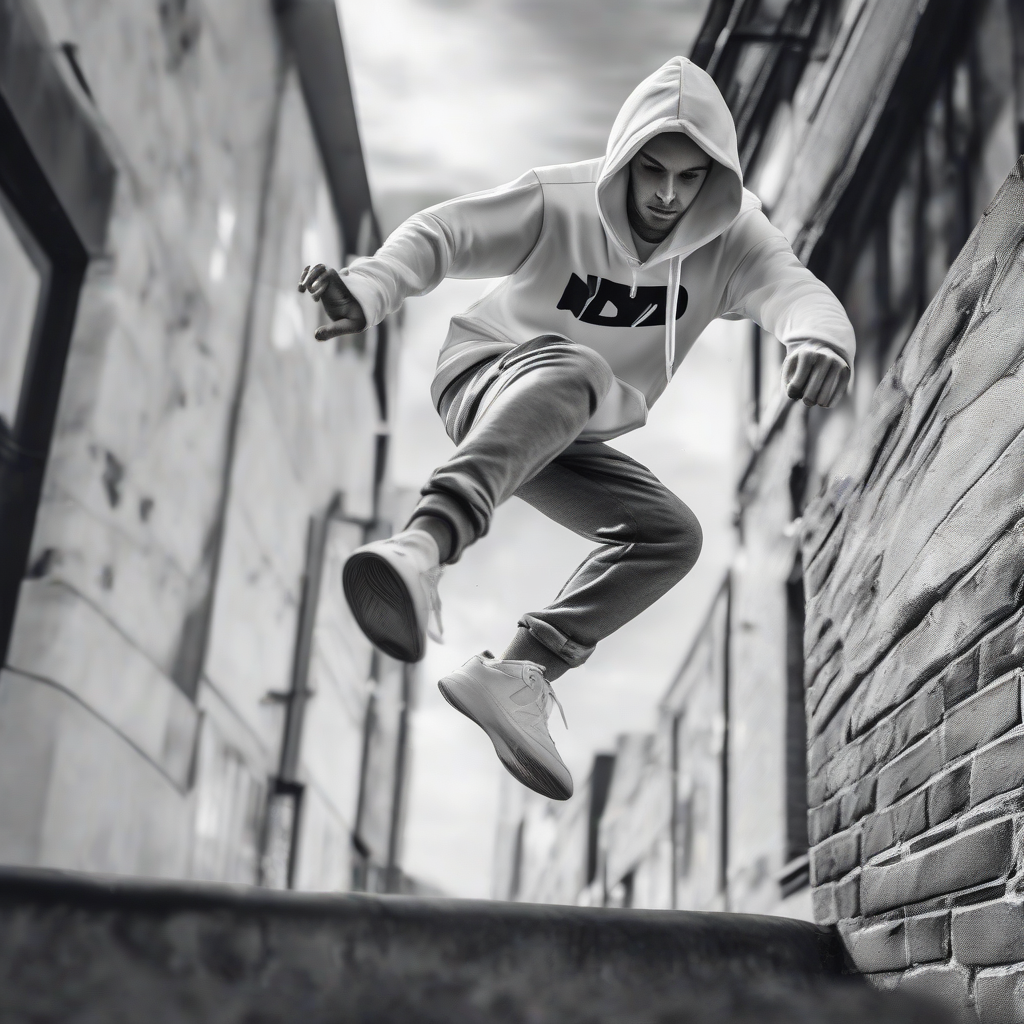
left=579, top=377, right=649, bottom=441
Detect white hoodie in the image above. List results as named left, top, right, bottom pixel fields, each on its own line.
left=341, top=57, right=855, bottom=441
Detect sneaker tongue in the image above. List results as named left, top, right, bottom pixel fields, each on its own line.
left=509, top=684, right=539, bottom=707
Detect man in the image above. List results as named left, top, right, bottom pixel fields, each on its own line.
left=298, top=57, right=854, bottom=802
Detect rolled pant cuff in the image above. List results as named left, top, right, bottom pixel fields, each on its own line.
left=519, top=614, right=595, bottom=668
left=408, top=492, right=477, bottom=563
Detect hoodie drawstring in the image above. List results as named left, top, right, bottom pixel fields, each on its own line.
left=629, top=266, right=638, bottom=299
left=665, top=255, right=682, bottom=383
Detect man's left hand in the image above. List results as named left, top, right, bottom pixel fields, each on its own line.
left=781, top=342, right=851, bottom=408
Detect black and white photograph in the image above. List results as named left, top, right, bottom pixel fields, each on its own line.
left=0, top=0, right=1022, bottom=1020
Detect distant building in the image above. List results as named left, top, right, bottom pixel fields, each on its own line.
left=0, top=0, right=419, bottom=893
left=493, top=0, right=1019, bottom=917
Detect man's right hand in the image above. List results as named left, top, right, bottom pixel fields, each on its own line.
left=298, top=264, right=368, bottom=340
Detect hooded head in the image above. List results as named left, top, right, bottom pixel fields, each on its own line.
left=597, top=56, right=743, bottom=266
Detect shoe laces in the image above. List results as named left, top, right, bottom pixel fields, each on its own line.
left=524, top=663, right=567, bottom=729
left=421, top=565, right=445, bottom=644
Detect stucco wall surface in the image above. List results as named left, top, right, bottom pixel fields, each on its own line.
left=801, top=157, right=1024, bottom=1019
left=0, top=0, right=391, bottom=887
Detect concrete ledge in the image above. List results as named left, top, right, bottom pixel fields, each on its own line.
left=0, top=866, right=955, bottom=1022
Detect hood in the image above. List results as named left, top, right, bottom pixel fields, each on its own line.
left=597, top=56, right=743, bottom=268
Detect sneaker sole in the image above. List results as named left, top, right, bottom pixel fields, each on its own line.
left=343, top=551, right=424, bottom=663
left=437, top=677, right=572, bottom=801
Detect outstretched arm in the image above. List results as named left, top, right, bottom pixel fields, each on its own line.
left=722, top=208, right=856, bottom=409
left=297, top=171, right=544, bottom=341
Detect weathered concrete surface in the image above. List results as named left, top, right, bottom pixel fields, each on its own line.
left=0, top=1, right=398, bottom=891
left=0, top=867, right=952, bottom=1024
left=801, top=152, right=1024, bottom=1015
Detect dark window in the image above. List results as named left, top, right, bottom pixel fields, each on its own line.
left=0, top=5, right=115, bottom=663
left=784, top=555, right=808, bottom=866
left=586, top=754, right=616, bottom=887
left=0, top=100, right=91, bottom=663
left=838, top=0, right=1020, bottom=400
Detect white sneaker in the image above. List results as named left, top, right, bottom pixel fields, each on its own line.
left=438, top=653, right=573, bottom=800
left=342, top=529, right=443, bottom=663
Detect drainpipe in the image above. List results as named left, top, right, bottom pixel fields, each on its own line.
left=385, top=663, right=414, bottom=893
left=258, top=491, right=341, bottom=888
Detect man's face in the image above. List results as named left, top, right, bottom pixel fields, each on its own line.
left=628, top=133, right=712, bottom=242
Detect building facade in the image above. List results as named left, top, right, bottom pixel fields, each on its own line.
left=494, top=0, right=1024, bottom=934
left=803, top=152, right=1024, bottom=1021
left=0, top=0, right=417, bottom=893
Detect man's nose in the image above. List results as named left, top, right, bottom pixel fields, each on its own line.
left=657, top=173, right=676, bottom=204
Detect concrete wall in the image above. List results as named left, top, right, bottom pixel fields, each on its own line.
left=2, top=0, right=285, bottom=878
left=0, top=0, right=404, bottom=890
left=801, top=159, right=1024, bottom=1020
left=1, top=866, right=928, bottom=1024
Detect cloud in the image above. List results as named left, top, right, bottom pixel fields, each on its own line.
left=338, top=0, right=711, bottom=200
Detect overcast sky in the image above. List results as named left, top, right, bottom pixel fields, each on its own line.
left=335, top=0, right=745, bottom=899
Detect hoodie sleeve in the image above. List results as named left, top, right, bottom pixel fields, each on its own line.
left=338, top=171, right=545, bottom=328
left=719, top=208, right=856, bottom=377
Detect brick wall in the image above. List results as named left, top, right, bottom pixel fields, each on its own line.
left=801, top=158, right=1024, bottom=1019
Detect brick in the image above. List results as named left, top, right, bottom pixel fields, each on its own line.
left=823, top=736, right=866, bottom=798
left=944, top=672, right=1020, bottom=761
left=927, top=762, right=971, bottom=828
left=877, top=731, right=944, bottom=809
left=902, top=879, right=1008, bottom=918
left=811, top=882, right=838, bottom=926
left=811, top=869, right=860, bottom=926
left=810, top=829, right=860, bottom=885
left=808, top=768, right=827, bottom=808
left=805, top=630, right=842, bottom=696
left=957, top=790, right=1024, bottom=834
left=835, top=870, right=860, bottom=920
left=836, top=910, right=946, bottom=971
left=979, top=612, right=1024, bottom=688
left=863, top=790, right=927, bottom=860
left=940, top=647, right=980, bottom=709
left=906, top=822, right=957, bottom=855
left=878, top=680, right=944, bottom=757
left=951, top=880, right=1008, bottom=908
left=971, top=727, right=1024, bottom=806
left=807, top=646, right=843, bottom=713
left=952, top=898, right=1024, bottom=966
left=808, top=703, right=847, bottom=774
left=860, top=818, right=1014, bottom=916
left=905, top=910, right=949, bottom=965
left=840, top=774, right=876, bottom=826
left=809, top=795, right=841, bottom=845
left=898, top=962, right=972, bottom=1015
left=975, top=964, right=1024, bottom=1024
left=839, top=918, right=907, bottom=972
left=841, top=681, right=944, bottom=792
left=848, top=527, right=1024, bottom=737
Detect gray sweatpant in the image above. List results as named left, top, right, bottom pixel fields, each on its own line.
left=410, top=335, right=702, bottom=669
